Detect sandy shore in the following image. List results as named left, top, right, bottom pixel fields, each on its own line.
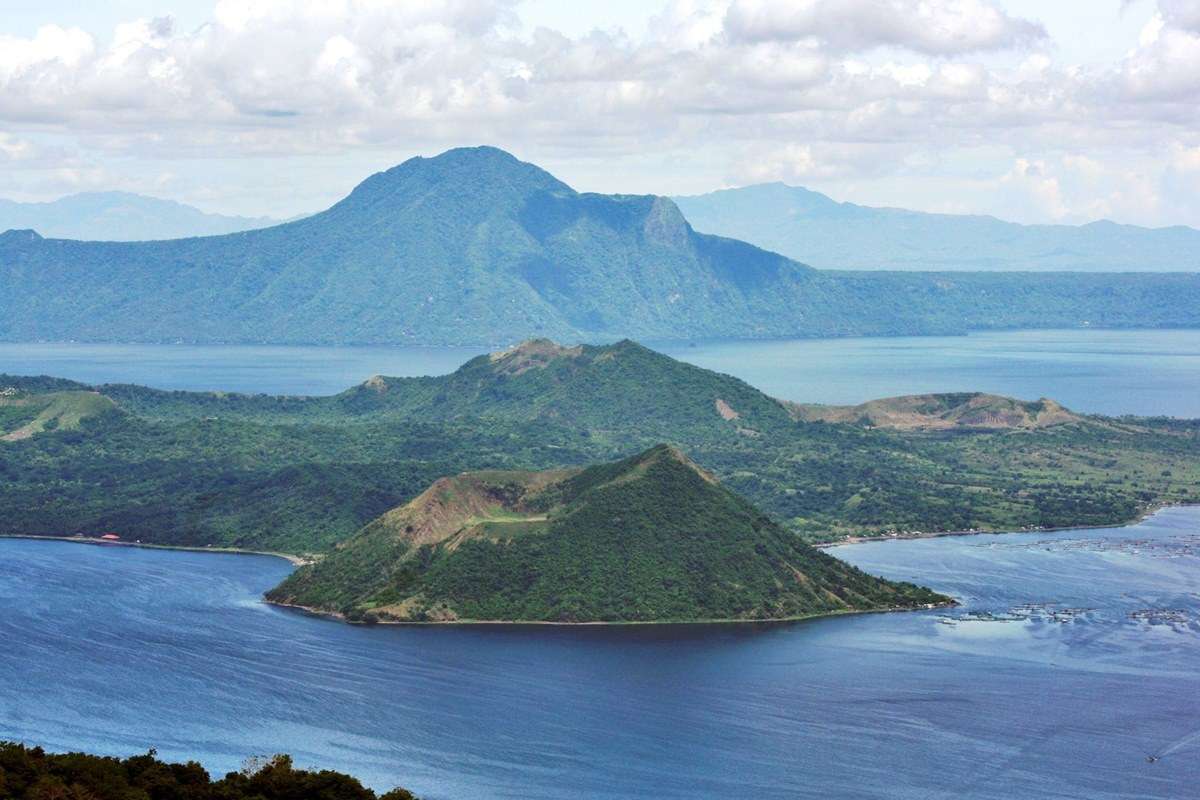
left=0, top=533, right=313, bottom=566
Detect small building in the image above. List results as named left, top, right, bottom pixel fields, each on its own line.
left=100, top=533, right=120, bottom=541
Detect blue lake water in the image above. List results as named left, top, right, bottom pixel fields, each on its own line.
left=0, top=329, right=1198, bottom=416
left=2, top=507, right=1198, bottom=799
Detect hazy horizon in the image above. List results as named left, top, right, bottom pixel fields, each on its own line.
left=6, top=150, right=1200, bottom=236
left=3, top=1, right=1200, bottom=229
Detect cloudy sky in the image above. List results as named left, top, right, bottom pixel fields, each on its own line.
left=3, top=0, right=1200, bottom=227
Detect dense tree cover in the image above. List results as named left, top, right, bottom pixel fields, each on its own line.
left=0, top=411, right=596, bottom=554
left=1, top=340, right=1197, bottom=557
left=2, top=147, right=1198, bottom=347
left=0, top=402, right=39, bottom=431
left=0, top=743, right=416, bottom=800
left=269, top=445, right=947, bottom=622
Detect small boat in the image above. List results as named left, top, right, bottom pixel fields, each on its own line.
left=1146, top=755, right=1159, bottom=764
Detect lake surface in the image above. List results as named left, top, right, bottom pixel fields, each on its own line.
left=3, top=507, right=1198, bottom=799
left=1, top=328, right=1198, bottom=416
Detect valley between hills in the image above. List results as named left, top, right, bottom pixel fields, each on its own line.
left=2, top=338, right=1197, bottom=623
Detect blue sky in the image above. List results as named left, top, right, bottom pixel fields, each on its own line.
left=2, top=0, right=1199, bottom=228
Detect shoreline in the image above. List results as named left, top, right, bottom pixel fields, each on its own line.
left=0, top=533, right=312, bottom=566
left=6, top=326, right=1197, bottom=353
left=9, top=503, right=1192, bottom=629
left=263, top=597, right=956, bottom=628
left=815, top=502, right=1193, bottom=550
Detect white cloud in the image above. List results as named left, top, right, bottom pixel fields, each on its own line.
left=961, top=153, right=1177, bottom=226
left=1114, top=10, right=1200, bottom=102
left=0, top=132, right=35, bottom=160
left=722, top=0, right=1047, bottom=54
left=0, top=0, right=1052, bottom=147
left=999, top=158, right=1067, bottom=219
left=732, top=140, right=911, bottom=184
left=0, top=1, right=1198, bottom=225
left=0, top=24, right=94, bottom=80
left=1158, top=0, right=1200, bottom=32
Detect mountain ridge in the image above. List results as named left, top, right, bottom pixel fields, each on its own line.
left=0, top=191, right=286, bottom=241
left=673, top=182, right=1200, bottom=272
left=2, top=146, right=1199, bottom=345
left=7, top=339, right=1089, bottom=435
left=786, top=393, right=1082, bottom=430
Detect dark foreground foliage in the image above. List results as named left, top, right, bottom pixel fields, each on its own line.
left=0, top=743, right=416, bottom=800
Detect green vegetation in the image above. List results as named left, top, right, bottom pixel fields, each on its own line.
left=0, top=390, right=116, bottom=441
left=1, top=339, right=1196, bottom=562
left=2, top=147, right=1198, bottom=346
left=786, top=393, right=1078, bottom=430
left=0, top=742, right=416, bottom=800
left=268, top=445, right=947, bottom=622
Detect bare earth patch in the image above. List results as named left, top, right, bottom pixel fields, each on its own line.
left=714, top=398, right=740, bottom=421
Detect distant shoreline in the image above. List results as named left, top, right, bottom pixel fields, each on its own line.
left=0, top=533, right=312, bottom=566
left=8, top=503, right=1193, bottom=628
left=271, top=505, right=1192, bottom=626
left=263, top=597, right=955, bottom=628
left=6, top=503, right=1191, bottom=568
left=817, top=502, right=1193, bottom=549
left=3, top=325, right=1199, bottom=352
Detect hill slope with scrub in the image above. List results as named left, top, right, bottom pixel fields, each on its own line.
left=268, top=445, right=947, bottom=622
left=1, top=340, right=1197, bottom=555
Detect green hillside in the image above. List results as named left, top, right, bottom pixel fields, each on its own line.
left=91, top=339, right=796, bottom=445
left=0, top=387, right=117, bottom=441
left=1, top=340, right=1196, bottom=555
left=268, top=445, right=947, bottom=622
left=786, top=393, right=1080, bottom=430
left=2, top=147, right=1198, bottom=346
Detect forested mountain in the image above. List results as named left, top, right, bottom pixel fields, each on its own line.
left=3, top=340, right=1197, bottom=555
left=2, top=147, right=1198, bottom=345
left=673, top=182, right=1200, bottom=272
left=0, top=192, right=282, bottom=241
left=267, top=445, right=947, bottom=623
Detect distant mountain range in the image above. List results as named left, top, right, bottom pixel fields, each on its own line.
left=1, top=146, right=1198, bottom=345
left=0, top=192, right=284, bottom=241
left=673, top=183, right=1200, bottom=272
